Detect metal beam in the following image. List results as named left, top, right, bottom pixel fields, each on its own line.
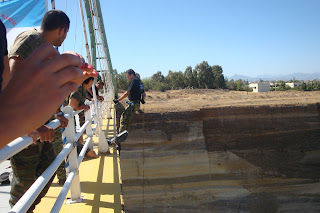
left=93, top=0, right=118, bottom=98
left=83, top=0, right=96, bottom=68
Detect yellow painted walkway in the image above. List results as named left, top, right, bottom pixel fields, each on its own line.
left=35, top=111, right=123, bottom=213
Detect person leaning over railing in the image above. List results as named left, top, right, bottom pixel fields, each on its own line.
left=113, top=69, right=143, bottom=134
left=7, top=10, right=73, bottom=212
left=0, top=23, right=97, bottom=149
left=0, top=15, right=99, bottom=147
left=87, top=80, right=104, bottom=102
left=65, top=76, right=98, bottom=158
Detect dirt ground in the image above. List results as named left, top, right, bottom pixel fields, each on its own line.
left=137, top=89, right=320, bottom=113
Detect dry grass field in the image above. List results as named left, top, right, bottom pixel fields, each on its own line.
left=136, top=89, right=320, bottom=113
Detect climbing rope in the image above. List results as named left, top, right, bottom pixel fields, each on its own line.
left=142, top=105, right=145, bottom=213
left=62, top=0, right=68, bottom=52
left=73, top=2, right=79, bottom=51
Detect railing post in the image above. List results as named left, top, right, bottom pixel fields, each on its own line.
left=113, top=103, right=117, bottom=137
left=62, top=106, right=83, bottom=203
left=92, top=87, right=109, bottom=153
left=84, top=100, right=94, bottom=150
left=107, top=101, right=112, bottom=119
left=102, top=100, right=107, bottom=120
left=92, top=101, right=98, bottom=125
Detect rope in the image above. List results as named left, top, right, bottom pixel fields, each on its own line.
left=74, top=2, right=79, bottom=51
left=51, top=0, right=55, bottom=9
left=64, top=0, right=68, bottom=12
left=142, top=109, right=145, bottom=213
left=80, top=19, right=84, bottom=56
left=62, top=0, right=68, bottom=52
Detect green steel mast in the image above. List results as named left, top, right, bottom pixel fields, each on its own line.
left=83, top=0, right=118, bottom=98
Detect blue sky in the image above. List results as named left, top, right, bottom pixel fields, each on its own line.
left=56, top=0, right=320, bottom=79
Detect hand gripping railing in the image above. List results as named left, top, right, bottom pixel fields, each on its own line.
left=1, top=96, right=111, bottom=213
left=0, top=115, right=71, bottom=164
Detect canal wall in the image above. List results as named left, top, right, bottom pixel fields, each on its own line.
left=119, top=104, right=320, bottom=212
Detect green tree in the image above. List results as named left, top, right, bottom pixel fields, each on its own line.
left=184, top=66, right=193, bottom=87
left=142, top=78, right=151, bottom=91
left=314, top=81, right=320, bottom=90
left=166, top=70, right=185, bottom=89
left=212, top=65, right=225, bottom=88
left=226, top=79, right=237, bottom=90
left=278, top=81, right=287, bottom=91
left=306, top=82, right=314, bottom=91
left=300, top=82, right=307, bottom=91
left=192, top=69, right=199, bottom=88
left=195, top=61, right=214, bottom=89
left=148, top=71, right=170, bottom=91
left=152, top=82, right=171, bottom=91
left=151, top=71, right=165, bottom=83
left=236, top=80, right=243, bottom=91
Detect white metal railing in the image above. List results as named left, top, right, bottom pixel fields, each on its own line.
left=0, top=115, right=70, bottom=163
left=0, top=92, right=115, bottom=213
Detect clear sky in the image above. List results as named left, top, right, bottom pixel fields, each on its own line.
left=56, top=0, right=320, bottom=79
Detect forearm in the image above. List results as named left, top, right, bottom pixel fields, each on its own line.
left=71, top=105, right=82, bottom=111
left=78, top=104, right=86, bottom=110
left=0, top=96, right=43, bottom=148
left=118, top=91, right=130, bottom=102
left=72, top=104, right=87, bottom=111
left=0, top=107, right=23, bottom=148
left=0, top=44, right=99, bottom=148
left=69, top=98, right=81, bottom=111
left=1, top=56, right=10, bottom=90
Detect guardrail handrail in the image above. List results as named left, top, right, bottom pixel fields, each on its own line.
left=3, top=92, right=114, bottom=213
left=0, top=114, right=71, bottom=164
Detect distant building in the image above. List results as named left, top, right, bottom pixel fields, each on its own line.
left=285, top=82, right=301, bottom=88
left=249, top=82, right=270, bottom=92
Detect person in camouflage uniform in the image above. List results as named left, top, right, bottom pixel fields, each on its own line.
left=113, top=69, right=143, bottom=133
left=66, top=77, right=97, bottom=158
left=87, top=80, right=104, bottom=102
left=8, top=10, right=70, bottom=212
left=52, top=122, right=67, bottom=185
left=114, top=102, right=125, bottom=134
left=119, top=101, right=140, bottom=133
left=52, top=74, right=99, bottom=185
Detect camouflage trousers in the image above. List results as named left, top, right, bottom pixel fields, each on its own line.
left=51, top=111, right=85, bottom=182
left=10, top=142, right=55, bottom=212
left=52, top=128, right=66, bottom=182
left=119, top=101, right=140, bottom=133
left=115, top=102, right=125, bottom=134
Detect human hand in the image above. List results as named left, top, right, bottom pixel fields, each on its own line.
left=81, top=104, right=90, bottom=112
left=0, top=43, right=96, bottom=144
left=36, top=125, right=55, bottom=142
left=56, top=114, right=68, bottom=128
left=113, top=99, right=119, bottom=104
left=98, top=96, right=104, bottom=102
left=62, top=51, right=98, bottom=86
left=28, top=131, right=40, bottom=144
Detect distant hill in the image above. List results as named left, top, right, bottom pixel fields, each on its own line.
left=226, top=73, right=320, bottom=81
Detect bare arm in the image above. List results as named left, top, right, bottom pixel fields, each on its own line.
left=1, top=56, right=10, bottom=90
left=69, top=97, right=90, bottom=112
left=69, top=97, right=81, bottom=111
left=9, top=56, right=24, bottom=76
left=118, top=91, right=130, bottom=102
left=0, top=43, right=98, bottom=148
